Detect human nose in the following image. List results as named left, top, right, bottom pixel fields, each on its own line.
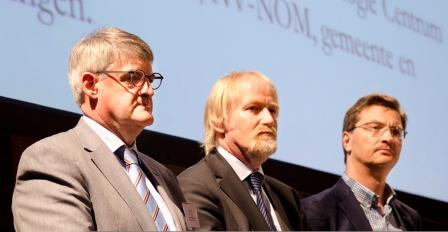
left=138, top=78, right=154, bottom=96
left=260, top=108, right=276, bottom=125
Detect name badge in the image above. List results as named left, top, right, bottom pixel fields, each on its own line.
left=182, top=202, right=200, bottom=229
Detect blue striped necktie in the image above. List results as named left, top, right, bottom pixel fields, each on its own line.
left=116, top=146, right=169, bottom=231
left=249, top=172, right=277, bottom=231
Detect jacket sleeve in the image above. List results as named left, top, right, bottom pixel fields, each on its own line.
left=12, top=140, right=94, bottom=232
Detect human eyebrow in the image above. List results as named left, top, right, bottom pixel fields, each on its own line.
left=363, top=121, right=384, bottom=126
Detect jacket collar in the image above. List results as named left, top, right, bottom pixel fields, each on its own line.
left=74, top=119, right=158, bottom=231
left=205, top=151, right=272, bottom=231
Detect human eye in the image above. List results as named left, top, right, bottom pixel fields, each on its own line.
left=246, top=105, right=261, bottom=113
left=127, top=70, right=147, bottom=87
left=133, top=71, right=145, bottom=81
left=268, top=106, right=279, bottom=116
left=124, top=71, right=135, bottom=82
left=369, top=123, right=384, bottom=130
left=146, top=74, right=154, bottom=83
left=390, top=126, right=403, bottom=137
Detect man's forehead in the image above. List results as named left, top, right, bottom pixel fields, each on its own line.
left=358, top=105, right=401, bottom=122
left=112, top=55, right=152, bottom=69
left=232, top=92, right=278, bottom=108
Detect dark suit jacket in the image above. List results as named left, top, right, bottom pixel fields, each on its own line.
left=177, top=151, right=308, bottom=231
left=301, top=178, right=422, bottom=231
left=12, top=118, right=186, bottom=231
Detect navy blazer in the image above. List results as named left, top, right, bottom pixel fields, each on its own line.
left=301, top=178, right=422, bottom=231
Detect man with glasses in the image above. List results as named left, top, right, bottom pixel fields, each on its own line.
left=12, top=27, right=187, bottom=231
left=301, top=93, right=421, bottom=231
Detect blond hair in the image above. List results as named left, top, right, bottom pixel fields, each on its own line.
left=203, top=71, right=278, bottom=154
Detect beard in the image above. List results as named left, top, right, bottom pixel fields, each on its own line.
left=246, top=128, right=277, bottom=165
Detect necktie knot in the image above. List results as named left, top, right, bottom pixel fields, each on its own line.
left=250, top=172, right=264, bottom=192
left=115, top=145, right=139, bottom=166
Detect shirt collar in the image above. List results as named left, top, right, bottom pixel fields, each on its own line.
left=342, top=173, right=396, bottom=208
left=217, top=146, right=264, bottom=181
left=82, top=116, right=138, bottom=153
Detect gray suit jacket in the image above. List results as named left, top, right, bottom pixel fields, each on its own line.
left=301, top=178, right=422, bottom=231
left=12, top=119, right=187, bottom=231
left=177, top=151, right=308, bottom=231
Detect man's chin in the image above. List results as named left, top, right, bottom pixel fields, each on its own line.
left=133, top=114, right=154, bottom=127
left=249, top=140, right=277, bottom=159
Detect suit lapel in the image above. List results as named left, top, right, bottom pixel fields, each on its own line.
left=206, top=153, right=270, bottom=231
left=263, top=180, right=289, bottom=230
left=390, top=199, right=413, bottom=230
left=334, top=179, right=372, bottom=231
left=74, top=119, right=157, bottom=231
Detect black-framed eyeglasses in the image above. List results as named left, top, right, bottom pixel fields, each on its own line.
left=350, top=121, right=407, bottom=139
left=97, top=70, right=163, bottom=90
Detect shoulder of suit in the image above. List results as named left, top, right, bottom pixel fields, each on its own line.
left=17, top=128, right=90, bottom=181
left=391, top=198, right=420, bottom=216
left=177, top=157, right=209, bottom=178
left=23, top=127, right=80, bottom=156
left=302, top=181, right=341, bottom=206
left=264, top=175, right=295, bottom=190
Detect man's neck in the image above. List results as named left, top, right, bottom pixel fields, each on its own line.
left=343, top=173, right=394, bottom=211
left=82, top=113, right=141, bottom=146
left=218, top=141, right=261, bottom=171
left=345, top=167, right=387, bottom=197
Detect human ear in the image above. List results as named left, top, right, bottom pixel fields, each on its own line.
left=342, top=131, right=352, bottom=154
left=211, top=119, right=226, bottom=134
left=82, top=72, right=99, bottom=99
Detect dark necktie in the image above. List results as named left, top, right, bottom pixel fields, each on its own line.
left=116, top=146, right=169, bottom=231
left=249, top=172, right=277, bottom=231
